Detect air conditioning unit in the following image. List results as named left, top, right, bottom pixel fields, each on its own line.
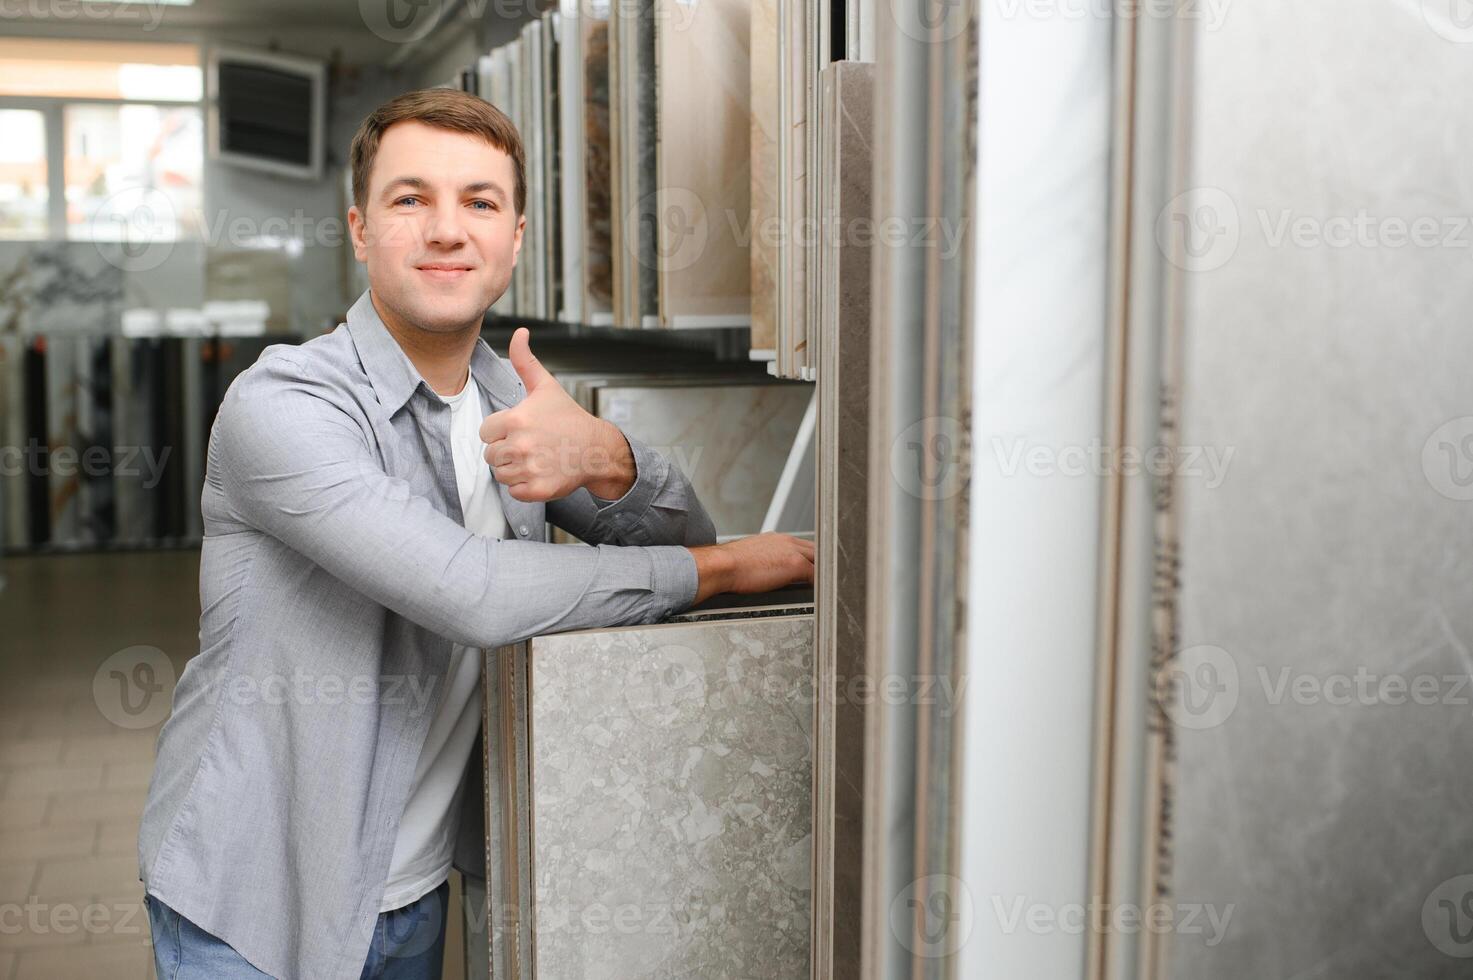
left=208, top=47, right=326, bottom=181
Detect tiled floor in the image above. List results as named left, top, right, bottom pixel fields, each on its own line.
left=0, top=548, right=471, bottom=980
left=0, top=549, right=200, bottom=980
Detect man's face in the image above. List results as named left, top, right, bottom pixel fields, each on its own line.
left=348, top=120, right=523, bottom=334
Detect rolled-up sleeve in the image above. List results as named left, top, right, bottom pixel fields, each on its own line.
left=546, top=431, right=718, bottom=548
left=212, top=351, right=699, bottom=649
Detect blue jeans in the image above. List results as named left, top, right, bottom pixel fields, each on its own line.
left=144, top=879, right=450, bottom=980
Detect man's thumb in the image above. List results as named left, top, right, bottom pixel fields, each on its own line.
left=508, top=327, right=553, bottom=392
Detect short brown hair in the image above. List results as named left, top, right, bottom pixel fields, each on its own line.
left=349, top=88, right=526, bottom=216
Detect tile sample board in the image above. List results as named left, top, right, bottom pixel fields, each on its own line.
left=1160, top=3, right=1473, bottom=979
left=653, top=0, right=752, bottom=326
left=485, top=611, right=815, bottom=979
left=583, top=9, right=615, bottom=320
left=591, top=381, right=812, bottom=536
left=749, top=0, right=781, bottom=353
left=812, top=60, right=874, bottom=980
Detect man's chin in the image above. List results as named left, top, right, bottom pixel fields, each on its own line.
left=399, top=293, right=493, bottom=333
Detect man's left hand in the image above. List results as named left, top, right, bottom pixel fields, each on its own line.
left=480, top=328, right=636, bottom=502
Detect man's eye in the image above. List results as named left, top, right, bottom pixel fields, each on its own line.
left=395, top=196, right=421, bottom=207
left=470, top=200, right=496, bottom=211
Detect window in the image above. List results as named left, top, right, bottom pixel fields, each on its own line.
left=0, top=38, right=202, bottom=102
left=0, top=39, right=203, bottom=244
left=0, top=109, right=47, bottom=239
left=64, top=103, right=203, bottom=241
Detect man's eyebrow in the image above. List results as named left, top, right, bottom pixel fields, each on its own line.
left=378, top=177, right=508, bottom=203
left=380, top=176, right=426, bottom=199
left=462, top=181, right=508, bottom=203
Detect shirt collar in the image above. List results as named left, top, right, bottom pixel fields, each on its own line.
left=344, top=289, right=522, bottom=416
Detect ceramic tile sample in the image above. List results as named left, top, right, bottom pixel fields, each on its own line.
left=609, top=0, right=658, bottom=329
left=813, top=60, right=873, bottom=980
left=44, top=333, right=80, bottom=546
left=583, top=11, right=614, bottom=319
left=1161, top=3, right=1473, bottom=979
left=592, top=381, right=811, bottom=536
left=521, top=21, right=548, bottom=320
left=487, top=46, right=517, bottom=317
left=540, top=12, right=562, bottom=321
left=654, top=0, right=752, bottom=325
left=749, top=0, right=780, bottom=354
left=556, top=3, right=585, bottom=323
left=0, top=336, right=26, bottom=548
left=525, top=614, right=814, bottom=979
left=774, top=0, right=814, bottom=376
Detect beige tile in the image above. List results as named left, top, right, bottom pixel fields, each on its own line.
left=12, top=941, right=152, bottom=980
left=102, top=763, right=154, bottom=792
left=45, top=789, right=146, bottom=827
left=31, top=855, right=139, bottom=902
left=0, top=739, right=64, bottom=769
left=0, top=825, right=96, bottom=864
left=0, top=797, right=47, bottom=831
left=61, top=734, right=157, bottom=767
left=95, top=820, right=140, bottom=857
left=16, top=711, right=123, bottom=741
left=0, top=861, right=38, bottom=899
left=1, top=767, right=102, bottom=800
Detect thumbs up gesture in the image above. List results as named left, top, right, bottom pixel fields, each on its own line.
left=480, top=328, right=637, bottom=502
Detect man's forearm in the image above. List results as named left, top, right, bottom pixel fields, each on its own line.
left=582, top=420, right=637, bottom=500
left=688, top=544, right=737, bottom=605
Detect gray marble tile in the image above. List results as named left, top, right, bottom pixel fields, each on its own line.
left=1163, top=3, right=1473, bottom=978
left=527, top=614, right=814, bottom=979
left=593, top=382, right=812, bottom=536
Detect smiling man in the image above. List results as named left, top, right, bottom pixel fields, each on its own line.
left=135, top=89, right=814, bottom=980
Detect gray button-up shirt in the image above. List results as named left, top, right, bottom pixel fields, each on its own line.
left=137, top=290, right=713, bottom=980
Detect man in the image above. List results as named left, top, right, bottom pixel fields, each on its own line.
left=136, top=88, right=814, bottom=980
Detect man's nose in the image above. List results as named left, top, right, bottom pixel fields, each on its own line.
left=422, top=203, right=469, bottom=248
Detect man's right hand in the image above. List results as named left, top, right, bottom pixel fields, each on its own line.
left=687, top=533, right=815, bottom=605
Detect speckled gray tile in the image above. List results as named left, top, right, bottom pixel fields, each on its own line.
left=527, top=614, right=813, bottom=979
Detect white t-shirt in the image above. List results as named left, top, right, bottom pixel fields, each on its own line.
left=379, top=373, right=507, bottom=912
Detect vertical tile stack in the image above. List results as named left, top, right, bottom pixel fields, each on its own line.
left=0, top=332, right=278, bottom=553
left=472, top=0, right=755, bottom=331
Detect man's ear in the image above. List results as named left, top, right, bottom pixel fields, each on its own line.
left=512, top=213, right=525, bottom=261
left=348, top=205, right=368, bottom=263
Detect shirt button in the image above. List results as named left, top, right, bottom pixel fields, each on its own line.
left=518, top=525, right=530, bottom=537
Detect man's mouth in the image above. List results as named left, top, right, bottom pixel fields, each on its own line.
left=415, top=262, right=475, bottom=282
